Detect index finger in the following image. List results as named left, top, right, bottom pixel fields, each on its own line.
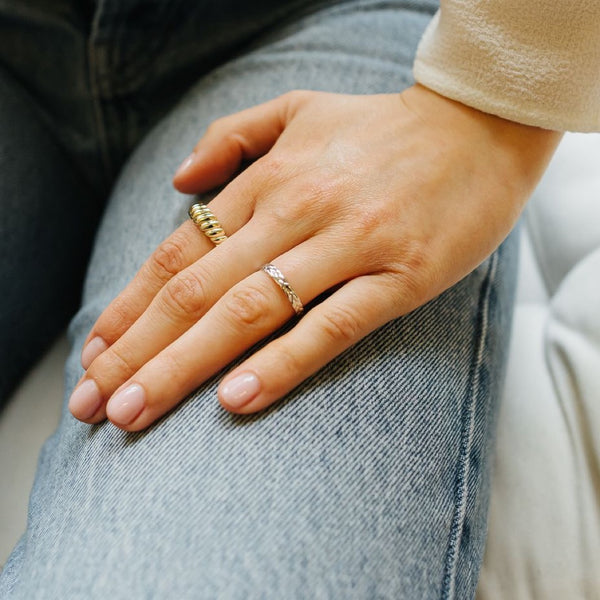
left=81, top=185, right=254, bottom=369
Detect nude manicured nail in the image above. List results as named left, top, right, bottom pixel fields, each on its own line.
left=107, top=384, right=145, bottom=425
left=220, top=373, right=261, bottom=408
left=69, top=379, right=102, bottom=420
left=174, top=153, right=195, bottom=178
left=81, top=336, right=108, bottom=370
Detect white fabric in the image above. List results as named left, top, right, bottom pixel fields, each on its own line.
left=477, top=133, right=600, bottom=599
left=413, top=1, right=600, bottom=132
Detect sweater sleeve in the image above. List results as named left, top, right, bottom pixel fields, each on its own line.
left=413, top=0, right=600, bottom=132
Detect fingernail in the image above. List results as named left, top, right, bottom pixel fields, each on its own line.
left=220, top=372, right=261, bottom=408
left=81, top=336, right=108, bottom=370
left=174, top=153, right=195, bottom=178
left=107, top=383, right=145, bottom=425
left=69, top=379, right=102, bottom=420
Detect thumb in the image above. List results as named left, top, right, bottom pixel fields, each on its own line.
left=172, top=92, right=299, bottom=194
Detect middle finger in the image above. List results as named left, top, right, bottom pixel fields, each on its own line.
left=104, top=234, right=365, bottom=430
left=71, top=209, right=312, bottom=423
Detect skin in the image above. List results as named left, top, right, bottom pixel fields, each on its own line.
left=68, top=84, right=562, bottom=431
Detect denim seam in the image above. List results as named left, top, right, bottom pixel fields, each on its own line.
left=86, top=0, right=113, bottom=188
left=112, top=0, right=186, bottom=95
left=440, top=250, right=499, bottom=600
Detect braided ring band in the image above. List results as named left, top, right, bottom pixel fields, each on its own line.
left=261, top=264, right=304, bottom=316
left=188, top=202, right=228, bottom=245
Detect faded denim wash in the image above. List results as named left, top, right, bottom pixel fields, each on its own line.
left=0, top=0, right=520, bottom=597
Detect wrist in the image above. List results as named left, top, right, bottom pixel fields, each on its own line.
left=402, top=84, right=563, bottom=198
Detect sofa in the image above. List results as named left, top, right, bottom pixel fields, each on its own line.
left=478, top=132, right=600, bottom=599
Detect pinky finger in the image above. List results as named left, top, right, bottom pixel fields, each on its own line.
left=217, top=274, right=405, bottom=414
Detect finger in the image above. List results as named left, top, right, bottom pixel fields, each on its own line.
left=99, top=236, right=364, bottom=430
left=80, top=176, right=259, bottom=370
left=71, top=214, right=317, bottom=425
left=80, top=221, right=199, bottom=367
left=217, top=274, right=402, bottom=414
left=172, top=91, right=305, bottom=194
left=82, top=124, right=312, bottom=371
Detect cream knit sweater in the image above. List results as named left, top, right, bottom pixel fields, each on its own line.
left=413, top=0, right=600, bottom=132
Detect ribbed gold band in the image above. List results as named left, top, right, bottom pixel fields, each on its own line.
left=188, top=202, right=228, bottom=245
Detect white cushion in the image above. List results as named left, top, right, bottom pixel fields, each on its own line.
left=477, top=133, right=600, bottom=599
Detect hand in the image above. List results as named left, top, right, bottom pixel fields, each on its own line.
left=68, top=85, right=562, bottom=430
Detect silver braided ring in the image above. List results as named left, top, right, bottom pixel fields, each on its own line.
left=188, top=202, right=228, bottom=245
left=261, top=263, right=304, bottom=316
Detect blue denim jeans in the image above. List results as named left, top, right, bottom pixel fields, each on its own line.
left=0, top=0, right=520, bottom=597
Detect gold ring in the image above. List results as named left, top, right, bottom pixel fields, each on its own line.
left=188, top=202, right=228, bottom=245
left=261, top=263, right=304, bottom=316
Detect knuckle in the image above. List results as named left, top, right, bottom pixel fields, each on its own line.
left=277, top=90, right=300, bottom=109
left=88, top=343, right=136, bottom=384
left=280, top=89, right=315, bottom=107
left=205, top=118, right=225, bottom=138
left=148, top=236, right=188, bottom=282
left=300, top=175, right=339, bottom=209
left=301, top=169, right=355, bottom=220
left=387, top=271, right=423, bottom=312
left=265, top=200, right=300, bottom=229
left=341, top=199, right=392, bottom=244
left=397, top=238, right=429, bottom=281
left=400, top=236, right=429, bottom=272
left=387, top=240, right=431, bottom=305
left=223, top=283, right=272, bottom=330
left=353, top=203, right=386, bottom=232
left=319, top=305, right=363, bottom=345
left=161, top=270, right=207, bottom=320
left=265, top=172, right=341, bottom=228
left=147, top=354, right=187, bottom=401
left=270, top=343, right=304, bottom=381
left=216, top=130, right=252, bottom=161
left=222, top=130, right=247, bottom=150
left=280, top=89, right=300, bottom=102
left=397, top=269, right=427, bottom=307
left=98, top=295, right=135, bottom=339
left=256, top=154, right=286, bottom=182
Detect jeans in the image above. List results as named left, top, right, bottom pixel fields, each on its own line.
left=0, top=0, right=520, bottom=597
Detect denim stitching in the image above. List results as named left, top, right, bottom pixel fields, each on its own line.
left=441, top=250, right=499, bottom=600
left=86, top=0, right=113, bottom=188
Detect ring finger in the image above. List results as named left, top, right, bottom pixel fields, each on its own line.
left=69, top=204, right=315, bottom=423
left=79, top=169, right=264, bottom=370
left=101, top=236, right=366, bottom=430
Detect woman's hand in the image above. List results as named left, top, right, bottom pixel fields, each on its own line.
left=68, top=85, right=561, bottom=430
